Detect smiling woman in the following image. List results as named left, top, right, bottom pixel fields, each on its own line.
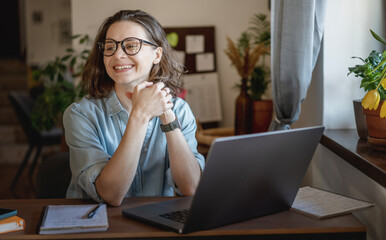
left=63, top=10, right=205, bottom=206
left=101, top=21, right=162, bottom=92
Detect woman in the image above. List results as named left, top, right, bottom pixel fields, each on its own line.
left=63, top=10, right=204, bottom=206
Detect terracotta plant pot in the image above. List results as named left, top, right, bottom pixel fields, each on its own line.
left=362, top=100, right=386, bottom=139
left=251, top=100, right=273, bottom=133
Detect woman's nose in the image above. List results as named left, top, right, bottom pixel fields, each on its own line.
left=113, top=45, right=126, bottom=58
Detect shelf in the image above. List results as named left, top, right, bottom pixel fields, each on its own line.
left=320, top=129, right=386, bottom=188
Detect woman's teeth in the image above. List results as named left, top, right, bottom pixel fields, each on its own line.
left=114, top=65, right=132, bottom=70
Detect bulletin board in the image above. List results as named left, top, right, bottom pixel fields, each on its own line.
left=163, top=26, right=222, bottom=125
left=163, top=26, right=216, bottom=74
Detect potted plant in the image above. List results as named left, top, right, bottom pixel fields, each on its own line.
left=224, top=14, right=271, bottom=134
left=248, top=14, right=272, bottom=133
left=30, top=34, right=90, bottom=151
left=348, top=29, right=386, bottom=144
left=249, top=65, right=272, bottom=133
left=31, top=34, right=90, bottom=132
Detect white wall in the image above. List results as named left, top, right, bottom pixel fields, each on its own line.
left=71, top=0, right=271, bottom=128
left=25, top=0, right=72, bottom=65
left=323, top=0, right=384, bottom=129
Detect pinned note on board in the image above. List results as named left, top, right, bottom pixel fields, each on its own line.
left=186, top=35, right=205, bottom=54
left=196, top=53, right=215, bottom=72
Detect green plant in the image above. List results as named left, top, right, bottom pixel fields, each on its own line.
left=31, top=34, right=91, bottom=131
left=224, top=14, right=271, bottom=100
left=250, top=65, right=270, bottom=101
left=348, top=29, right=386, bottom=117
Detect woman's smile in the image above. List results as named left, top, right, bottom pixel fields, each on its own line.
left=113, top=64, right=135, bottom=71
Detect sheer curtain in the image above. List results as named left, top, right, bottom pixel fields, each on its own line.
left=269, top=0, right=327, bottom=130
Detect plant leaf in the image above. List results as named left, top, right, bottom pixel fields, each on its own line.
left=61, top=55, right=72, bottom=61
left=72, top=34, right=81, bottom=39
left=370, top=29, right=386, bottom=45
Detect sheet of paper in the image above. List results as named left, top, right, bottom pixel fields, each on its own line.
left=196, top=53, right=215, bottom=72
left=185, top=35, right=205, bottom=53
left=184, top=73, right=222, bottom=123
left=175, top=51, right=186, bottom=64
left=41, top=204, right=108, bottom=229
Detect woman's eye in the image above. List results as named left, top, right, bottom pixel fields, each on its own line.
left=105, top=45, right=115, bottom=51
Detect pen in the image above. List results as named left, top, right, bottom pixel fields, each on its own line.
left=87, top=203, right=103, bottom=218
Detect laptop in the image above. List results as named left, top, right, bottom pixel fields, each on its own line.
left=122, top=126, right=324, bottom=234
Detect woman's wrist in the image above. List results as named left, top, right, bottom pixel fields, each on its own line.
left=159, top=109, right=176, bottom=125
left=130, top=108, right=152, bottom=124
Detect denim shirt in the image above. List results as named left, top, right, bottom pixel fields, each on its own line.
left=63, top=90, right=205, bottom=202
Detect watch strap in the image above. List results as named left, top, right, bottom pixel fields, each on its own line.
left=160, top=118, right=181, bottom=132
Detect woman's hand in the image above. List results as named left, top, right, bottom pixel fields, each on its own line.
left=126, top=81, right=173, bottom=121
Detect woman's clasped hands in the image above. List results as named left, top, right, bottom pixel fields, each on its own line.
left=126, top=81, right=174, bottom=121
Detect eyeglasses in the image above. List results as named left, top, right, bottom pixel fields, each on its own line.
left=98, top=37, right=158, bottom=57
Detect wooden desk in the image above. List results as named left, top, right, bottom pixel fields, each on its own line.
left=0, top=198, right=366, bottom=240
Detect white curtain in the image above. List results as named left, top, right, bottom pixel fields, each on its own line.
left=269, top=0, right=327, bottom=130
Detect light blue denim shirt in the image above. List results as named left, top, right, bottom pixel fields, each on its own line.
left=63, top=90, right=205, bottom=202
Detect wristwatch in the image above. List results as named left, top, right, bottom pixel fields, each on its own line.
left=160, top=118, right=181, bottom=132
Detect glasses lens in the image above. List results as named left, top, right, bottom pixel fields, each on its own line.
left=123, top=38, right=141, bottom=55
left=102, top=40, right=117, bottom=56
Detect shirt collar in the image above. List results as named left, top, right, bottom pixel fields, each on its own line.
left=106, top=90, right=125, bottom=117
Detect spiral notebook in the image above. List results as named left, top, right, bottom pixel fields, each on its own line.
left=39, top=204, right=108, bottom=234
left=291, top=186, right=375, bottom=219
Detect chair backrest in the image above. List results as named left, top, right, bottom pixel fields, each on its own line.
left=8, top=91, right=40, bottom=141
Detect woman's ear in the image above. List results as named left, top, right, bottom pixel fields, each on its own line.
left=153, top=47, right=163, bottom=64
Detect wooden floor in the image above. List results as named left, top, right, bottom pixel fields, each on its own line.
left=0, top=164, right=37, bottom=199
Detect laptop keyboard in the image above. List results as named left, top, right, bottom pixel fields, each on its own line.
left=159, top=208, right=190, bottom=223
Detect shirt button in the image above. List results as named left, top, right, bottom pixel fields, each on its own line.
left=143, top=147, right=148, bottom=152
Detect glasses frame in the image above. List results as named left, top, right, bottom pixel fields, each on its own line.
left=98, top=37, right=158, bottom=57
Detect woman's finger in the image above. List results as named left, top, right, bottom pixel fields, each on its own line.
left=162, top=87, right=170, bottom=95
left=154, top=81, right=165, bottom=90
left=135, top=81, right=153, bottom=92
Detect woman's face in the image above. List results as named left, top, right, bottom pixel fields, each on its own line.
left=103, top=21, right=162, bottom=90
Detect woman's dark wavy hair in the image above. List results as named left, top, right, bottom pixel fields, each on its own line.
left=82, top=10, right=185, bottom=98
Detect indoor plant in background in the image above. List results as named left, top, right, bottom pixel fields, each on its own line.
left=31, top=34, right=90, bottom=150
left=248, top=14, right=272, bottom=133
left=348, top=29, right=386, bottom=148
left=224, top=14, right=270, bottom=135
left=31, top=34, right=90, bottom=132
